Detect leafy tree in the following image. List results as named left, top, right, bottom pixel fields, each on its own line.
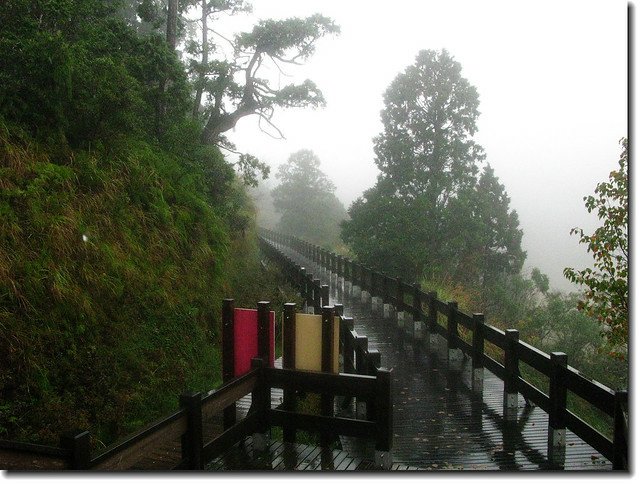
left=185, top=7, right=340, bottom=144
left=342, top=50, right=523, bottom=283
left=564, top=138, right=628, bottom=359
left=272, top=149, right=346, bottom=247
left=446, top=165, right=525, bottom=285
left=0, top=0, right=190, bottom=145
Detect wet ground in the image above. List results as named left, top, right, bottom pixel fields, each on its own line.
left=267, top=239, right=611, bottom=471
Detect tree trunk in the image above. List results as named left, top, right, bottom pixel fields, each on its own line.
left=192, top=0, right=208, bottom=118
left=167, top=0, right=178, bottom=50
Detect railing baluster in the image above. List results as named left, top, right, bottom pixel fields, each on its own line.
left=471, top=313, right=485, bottom=392
left=179, top=392, right=203, bottom=469
left=222, top=298, right=236, bottom=429
left=503, top=329, right=520, bottom=421
left=447, top=301, right=459, bottom=361
left=374, top=368, right=393, bottom=470
left=282, top=303, right=297, bottom=443
left=60, top=431, right=91, bottom=470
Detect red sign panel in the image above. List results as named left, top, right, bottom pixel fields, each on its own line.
left=233, top=308, right=275, bottom=377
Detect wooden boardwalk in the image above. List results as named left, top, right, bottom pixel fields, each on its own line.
left=274, top=243, right=613, bottom=471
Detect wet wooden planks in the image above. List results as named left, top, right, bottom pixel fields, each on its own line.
left=273, top=242, right=613, bottom=471
left=206, top=436, right=374, bottom=471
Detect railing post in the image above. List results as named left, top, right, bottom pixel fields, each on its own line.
left=60, top=430, right=91, bottom=470
left=613, top=390, right=628, bottom=470
left=179, top=392, right=204, bottom=470
left=471, top=313, right=485, bottom=392
left=299, top=267, right=306, bottom=300
left=321, top=284, right=330, bottom=308
left=305, top=273, right=314, bottom=312
left=352, top=264, right=361, bottom=298
left=447, top=301, right=459, bottom=361
left=321, top=305, right=336, bottom=447
left=547, top=352, right=568, bottom=460
left=382, top=275, right=391, bottom=318
left=366, top=350, right=381, bottom=422
left=427, top=291, right=438, bottom=347
left=222, top=298, right=236, bottom=429
left=355, top=335, right=369, bottom=419
left=282, top=303, right=297, bottom=443
left=374, top=368, right=393, bottom=470
left=503, top=329, right=520, bottom=421
left=395, top=278, right=404, bottom=328
left=250, top=358, right=269, bottom=451
left=361, top=267, right=371, bottom=304
left=257, top=301, right=270, bottom=364
left=313, top=278, right=321, bottom=314
left=334, top=303, right=344, bottom=316
left=343, top=318, right=355, bottom=373
left=412, top=283, right=423, bottom=341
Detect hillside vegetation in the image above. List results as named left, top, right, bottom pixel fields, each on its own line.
left=0, top=0, right=309, bottom=448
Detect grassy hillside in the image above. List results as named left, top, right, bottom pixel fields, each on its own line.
left=0, top=121, right=296, bottom=449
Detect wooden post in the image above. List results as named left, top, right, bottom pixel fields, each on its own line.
left=427, top=291, right=437, bottom=339
left=282, top=303, right=297, bottom=443
left=613, top=390, right=628, bottom=470
left=299, top=267, right=306, bottom=299
left=352, top=264, right=360, bottom=297
left=313, top=278, right=321, bottom=314
left=257, top=301, right=270, bottom=364
left=503, top=329, right=520, bottom=420
left=547, top=352, right=567, bottom=448
left=250, top=358, right=269, bottom=451
left=222, top=298, right=236, bottom=429
left=355, top=335, right=368, bottom=419
left=412, top=283, right=422, bottom=340
left=60, top=431, right=90, bottom=470
left=343, top=318, right=355, bottom=373
left=361, top=267, right=371, bottom=304
left=366, top=350, right=381, bottom=422
left=374, top=369, right=393, bottom=470
left=321, top=284, right=330, bottom=308
left=382, top=275, right=391, bottom=318
left=471, top=313, right=485, bottom=392
left=395, top=278, right=404, bottom=327
left=179, top=392, right=204, bottom=469
left=321, top=306, right=336, bottom=447
left=334, top=303, right=344, bottom=317
left=305, top=273, right=314, bottom=310
left=447, top=301, right=459, bottom=360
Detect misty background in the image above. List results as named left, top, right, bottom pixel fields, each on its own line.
left=220, top=0, right=627, bottom=292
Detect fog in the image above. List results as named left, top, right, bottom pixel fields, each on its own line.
left=222, top=0, right=627, bottom=292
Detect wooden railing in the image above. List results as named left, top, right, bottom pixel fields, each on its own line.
left=258, top=228, right=629, bottom=470
left=1, top=367, right=261, bottom=470
left=2, top=357, right=392, bottom=470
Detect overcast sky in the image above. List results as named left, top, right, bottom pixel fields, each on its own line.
left=221, top=0, right=628, bottom=292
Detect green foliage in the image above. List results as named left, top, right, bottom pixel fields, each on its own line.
left=0, top=0, right=190, bottom=146
left=564, top=138, right=628, bottom=360
left=272, top=150, right=347, bottom=248
left=342, top=50, right=524, bottom=285
left=0, top=119, right=235, bottom=444
left=195, top=10, right=340, bottom=143
left=0, top=0, right=332, bottom=451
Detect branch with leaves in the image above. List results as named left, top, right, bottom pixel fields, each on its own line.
left=564, top=138, right=628, bottom=360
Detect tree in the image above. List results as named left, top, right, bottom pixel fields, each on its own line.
left=446, top=165, right=526, bottom=285
left=342, top=50, right=523, bottom=283
left=192, top=12, right=340, bottom=144
left=564, top=138, right=628, bottom=359
left=272, top=150, right=346, bottom=247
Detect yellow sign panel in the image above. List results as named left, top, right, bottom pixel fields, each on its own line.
left=293, top=314, right=340, bottom=373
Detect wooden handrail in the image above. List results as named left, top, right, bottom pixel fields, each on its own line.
left=259, top=228, right=628, bottom=469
